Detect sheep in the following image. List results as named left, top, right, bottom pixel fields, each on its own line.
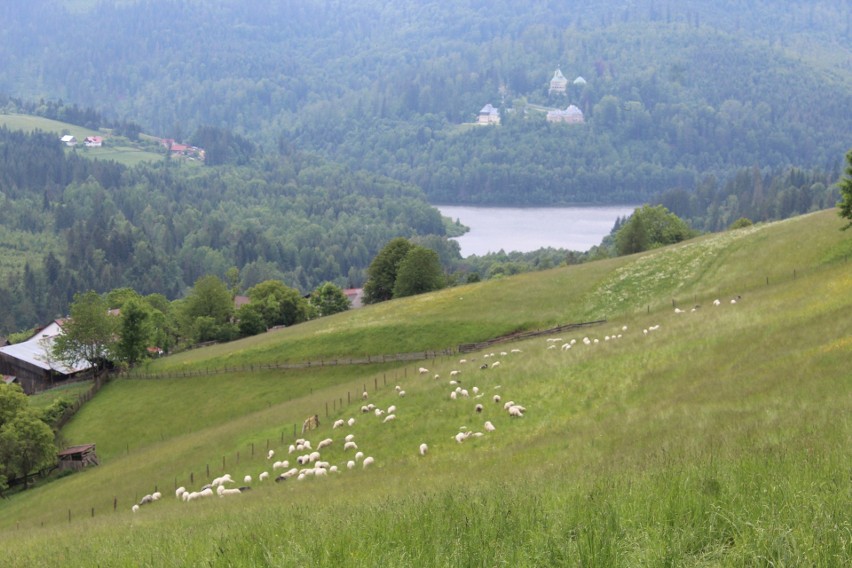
left=434, top=374, right=440, bottom=380
left=459, top=358, right=468, bottom=364
left=418, top=367, right=429, bottom=375
left=547, top=345, right=556, bottom=350
left=259, top=471, right=269, bottom=481
left=472, top=386, right=479, bottom=395
left=475, top=404, right=483, bottom=413
left=315, top=461, right=329, bottom=469
left=450, top=391, right=458, bottom=400
left=314, top=467, right=328, bottom=477
left=361, top=405, right=370, bottom=413
left=244, top=475, right=252, bottom=484
left=348, top=418, right=356, bottom=426
left=288, top=444, right=296, bottom=454
left=275, top=469, right=298, bottom=482
left=152, top=492, right=162, bottom=501
left=344, top=441, right=358, bottom=451
left=200, top=487, right=214, bottom=498
left=583, top=337, right=591, bottom=345
left=500, top=351, right=508, bottom=356
left=450, top=380, right=459, bottom=386
left=674, top=307, right=685, bottom=314
left=302, top=440, right=313, bottom=450
left=503, top=400, right=515, bottom=410
left=511, top=349, right=522, bottom=353
left=454, top=431, right=471, bottom=443
left=211, top=474, right=233, bottom=487
left=317, top=438, right=334, bottom=450
left=346, top=460, right=356, bottom=470
left=398, top=390, right=406, bottom=397
left=308, top=451, right=321, bottom=463
left=139, top=494, right=154, bottom=506
left=333, top=419, right=345, bottom=429
left=387, top=405, right=397, bottom=414
left=366, top=404, right=375, bottom=411
left=395, top=385, right=401, bottom=391
left=374, top=408, right=385, bottom=416
left=419, top=443, right=428, bottom=456
left=713, top=299, right=721, bottom=306
left=175, top=486, right=186, bottom=499
left=493, top=394, right=501, bottom=404
left=484, top=421, right=496, bottom=432
left=355, top=451, right=364, bottom=462
left=491, top=361, right=501, bottom=368
left=297, top=474, right=306, bottom=481
left=450, top=370, right=460, bottom=377
left=383, top=414, right=396, bottom=423
left=561, top=343, right=572, bottom=351
left=132, top=504, right=140, bottom=513
left=460, top=389, right=470, bottom=398
left=480, top=363, right=488, bottom=369
left=329, top=465, right=339, bottom=473
left=508, top=405, right=525, bottom=417
left=362, top=391, right=369, bottom=400
left=362, top=456, right=375, bottom=468
left=344, top=434, right=355, bottom=442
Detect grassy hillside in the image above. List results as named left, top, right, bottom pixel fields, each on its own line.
left=1, top=210, right=850, bottom=566
left=0, top=113, right=164, bottom=166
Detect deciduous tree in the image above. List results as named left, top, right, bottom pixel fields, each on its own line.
left=393, top=246, right=445, bottom=298
left=838, top=149, right=852, bottom=230
left=52, top=291, right=116, bottom=376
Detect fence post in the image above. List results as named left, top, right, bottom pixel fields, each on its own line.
left=68, top=509, right=71, bottom=523
left=114, top=497, right=117, bottom=512
left=223, top=456, right=226, bottom=470
left=252, top=442, right=255, bottom=457
left=374, top=378, right=377, bottom=391
left=91, top=507, right=95, bottom=518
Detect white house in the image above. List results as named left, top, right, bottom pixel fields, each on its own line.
left=546, top=104, right=585, bottom=124
left=60, top=135, right=77, bottom=147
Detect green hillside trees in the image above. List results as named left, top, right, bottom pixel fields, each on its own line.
left=838, top=150, right=852, bottom=230
left=0, top=384, right=56, bottom=492
left=615, top=205, right=697, bottom=255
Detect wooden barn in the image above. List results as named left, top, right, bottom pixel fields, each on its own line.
left=57, top=444, right=99, bottom=472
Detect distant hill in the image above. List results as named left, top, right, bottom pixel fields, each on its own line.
left=1, top=1, right=849, bottom=204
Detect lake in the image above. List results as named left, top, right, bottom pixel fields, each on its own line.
left=435, top=205, right=638, bottom=257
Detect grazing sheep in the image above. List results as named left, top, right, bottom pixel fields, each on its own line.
left=459, top=359, right=468, bottom=364
left=395, top=385, right=401, bottom=391
left=275, top=469, right=297, bottom=482
left=418, top=367, right=429, bottom=375
left=333, top=419, right=345, bottom=429
left=314, top=467, right=328, bottom=477
left=434, top=374, right=440, bottom=380
left=200, top=487, right=214, bottom=498
left=674, top=307, right=685, bottom=314
left=175, top=486, right=186, bottom=499
left=450, top=380, right=459, bottom=386
left=503, top=400, right=515, bottom=410
left=244, top=475, right=252, bottom=484
left=450, top=391, right=458, bottom=400
left=139, top=494, right=154, bottom=506
left=455, top=432, right=471, bottom=443
left=508, top=405, right=525, bottom=417
left=472, top=386, right=479, bottom=394
left=355, top=451, right=364, bottom=462
left=361, top=405, right=370, bottom=413
left=309, top=451, right=321, bottom=463
left=484, top=421, right=496, bottom=432
left=362, top=456, right=375, bottom=468
left=383, top=414, right=396, bottom=423
left=511, top=349, right=522, bottom=353
left=317, top=438, right=334, bottom=450
left=211, top=474, right=233, bottom=487
left=493, top=394, right=501, bottom=403
left=344, top=434, right=355, bottom=442
left=480, top=363, right=488, bottom=369
left=132, top=504, right=140, bottom=513
left=344, top=441, right=358, bottom=451
left=460, top=389, right=470, bottom=398
left=374, top=408, right=385, bottom=417
left=491, top=361, right=501, bottom=368
left=288, top=444, right=296, bottom=454
left=475, top=404, right=483, bottom=413
left=267, top=449, right=275, bottom=460
left=329, top=465, right=339, bottom=473
left=547, top=345, right=557, bottom=350
left=561, top=343, right=572, bottom=351
left=398, top=390, right=406, bottom=397
left=387, top=405, right=397, bottom=414
left=348, top=417, right=356, bottom=426
left=259, top=471, right=269, bottom=481
left=450, top=370, right=460, bottom=377
left=347, top=460, right=356, bottom=470
left=152, top=492, right=162, bottom=501
left=362, top=391, right=369, bottom=400
left=419, top=443, right=428, bottom=456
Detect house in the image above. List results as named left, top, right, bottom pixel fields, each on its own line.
left=0, top=320, right=94, bottom=394
left=84, top=136, right=103, bottom=147
left=60, top=135, right=77, bottom=147
left=477, top=104, right=500, bottom=125
left=549, top=69, right=568, bottom=94
left=343, top=288, right=364, bottom=309
left=573, top=76, right=587, bottom=86
left=546, top=104, right=585, bottom=124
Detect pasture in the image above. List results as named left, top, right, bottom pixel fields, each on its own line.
left=1, top=209, right=850, bottom=566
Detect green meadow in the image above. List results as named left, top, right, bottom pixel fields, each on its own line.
left=0, top=113, right=164, bottom=166
left=2, top=209, right=850, bottom=566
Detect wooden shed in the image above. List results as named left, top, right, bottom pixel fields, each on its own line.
left=58, top=444, right=99, bottom=472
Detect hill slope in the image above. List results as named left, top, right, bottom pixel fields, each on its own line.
left=1, top=210, right=850, bottom=566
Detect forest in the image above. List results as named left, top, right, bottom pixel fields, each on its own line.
left=0, top=0, right=850, bottom=332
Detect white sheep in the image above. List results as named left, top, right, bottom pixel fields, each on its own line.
left=329, top=465, right=339, bottom=473
left=346, top=460, right=356, bottom=470
left=387, top=405, right=397, bottom=414
left=418, top=367, right=429, bottom=375
left=175, top=486, right=186, bottom=499
left=491, top=361, right=501, bottom=368
left=484, top=421, right=495, bottom=432
left=511, top=348, right=522, bottom=353
left=459, top=358, right=468, bottom=364
left=355, top=451, right=364, bottom=462
left=460, top=389, right=469, bottom=397
left=508, top=405, right=525, bottom=417
left=398, top=390, right=406, bottom=397
left=267, top=449, right=274, bottom=459
left=450, top=370, right=460, bottom=377
left=419, top=443, right=428, bottom=456
left=131, top=504, right=140, bottom=513
left=475, top=404, right=483, bottom=413
left=344, top=441, right=358, bottom=451
left=348, top=417, right=356, bottom=426
left=317, top=438, right=333, bottom=450
left=302, top=440, right=313, bottom=450
left=314, top=467, right=328, bottom=477
left=374, top=408, right=385, bottom=417
left=472, top=386, right=479, bottom=394
left=395, top=385, right=401, bottom=391
left=454, top=431, right=471, bottom=443
left=450, top=391, right=458, bottom=400
left=259, top=471, right=269, bottom=481
left=362, top=456, right=375, bottom=468
left=344, top=434, right=355, bottom=442
left=361, top=405, right=370, bottom=413
left=503, top=400, right=515, bottom=410
left=493, top=394, right=501, bottom=403
left=333, top=419, right=345, bottom=429
left=200, top=487, right=214, bottom=498
left=362, top=391, right=369, bottom=400
left=383, top=414, right=396, bottom=423
left=151, top=492, right=162, bottom=501
left=288, top=444, right=296, bottom=454
left=308, top=451, right=321, bottom=463
left=244, top=475, right=252, bottom=484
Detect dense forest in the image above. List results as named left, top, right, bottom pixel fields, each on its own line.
left=0, top=1, right=849, bottom=205
left=0, top=1, right=849, bottom=332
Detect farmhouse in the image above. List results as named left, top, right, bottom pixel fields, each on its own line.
left=546, top=104, right=585, bottom=124
left=84, top=136, right=103, bottom=147
left=60, top=134, right=77, bottom=146
left=0, top=320, right=94, bottom=394
left=477, top=104, right=500, bottom=125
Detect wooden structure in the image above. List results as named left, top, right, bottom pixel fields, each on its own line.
left=57, top=444, right=99, bottom=472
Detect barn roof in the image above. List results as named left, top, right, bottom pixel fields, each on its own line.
left=58, top=444, right=96, bottom=457
left=0, top=320, right=92, bottom=375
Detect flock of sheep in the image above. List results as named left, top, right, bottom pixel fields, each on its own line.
left=131, top=295, right=740, bottom=513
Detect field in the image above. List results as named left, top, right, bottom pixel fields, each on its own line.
left=0, top=113, right=165, bottom=166
left=1, top=209, right=850, bottom=566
